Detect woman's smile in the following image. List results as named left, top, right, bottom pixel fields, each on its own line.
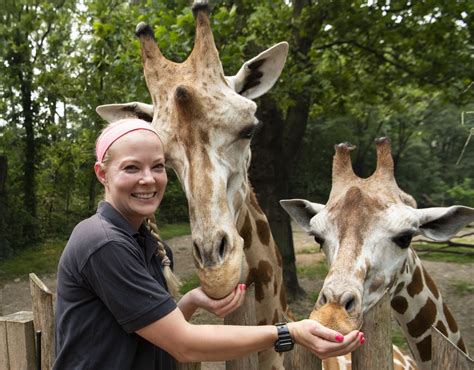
left=132, top=192, right=157, bottom=199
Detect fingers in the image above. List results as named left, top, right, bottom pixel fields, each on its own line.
left=214, top=284, right=246, bottom=317
left=290, top=321, right=365, bottom=360
left=309, top=320, right=346, bottom=343
left=319, top=331, right=364, bottom=359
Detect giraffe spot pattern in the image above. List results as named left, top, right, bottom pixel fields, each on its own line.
left=273, top=309, right=279, bottom=324
left=249, top=190, right=264, bottom=215
left=274, top=244, right=282, bottom=267
left=406, top=266, right=423, bottom=297
left=240, top=212, right=252, bottom=250
left=422, top=267, right=439, bottom=299
left=457, top=337, right=467, bottom=353
left=248, top=260, right=273, bottom=302
left=391, top=295, right=408, bottom=314
left=399, top=259, right=407, bottom=275
left=393, top=282, right=405, bottom=295
left=435, top=320, right=448, bottom=337
left=369, top=274, right=384, bottom=294
left=415, top=335, right=431, bottom=362
left=256, top=219, right=271, bottom=246
left=442, top=303, right=459, bottom=333
left=406, top=298, right=436, bottom=338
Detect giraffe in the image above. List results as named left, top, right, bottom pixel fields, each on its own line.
left=95, top=1, right=291, bottom=368
left=280, top=137, right=474, bottom=370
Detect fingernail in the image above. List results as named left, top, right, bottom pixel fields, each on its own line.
left=360, top=337, right=365, bottom=345
left=240, top=284, right=245, bottom=291
left=242, top=284, right=246, bottom=291
left=336, top=334, right=344, bottom=342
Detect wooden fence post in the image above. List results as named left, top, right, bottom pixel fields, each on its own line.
left=284, top=343, right=322, bottom=370
left=224, top=284, right=259, bottom=370
left=29, top=273, right=55, bottom=370
left=0, top=311, right=36, bottom=370
left=351, top=293, right=393, bottom=370
left=176, top=362, right=201, bottom=370
left=431, top=327, right=474, bottom=370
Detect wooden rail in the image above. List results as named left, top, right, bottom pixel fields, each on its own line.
left=1, top=275, right=473, bottom=369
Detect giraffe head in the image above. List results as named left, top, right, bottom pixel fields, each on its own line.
left=96, top=1, right=288, bottom=299
left=281, top=138, right=474, bottom=334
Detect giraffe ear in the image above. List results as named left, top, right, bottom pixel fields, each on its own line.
left=415, top=206, right=474, bottom=241
left=226, top=42, right=289, bottom=100
left=96, top=102, right=153, bottom=123
left=280, top=199, right=325, bottom=233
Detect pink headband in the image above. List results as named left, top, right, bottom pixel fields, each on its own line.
left=96, top=119, right=162, bottom=162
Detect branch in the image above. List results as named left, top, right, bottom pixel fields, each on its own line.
left=415, top=248, right=474, bottom=256
left=412, top=240, right=474, bottom=248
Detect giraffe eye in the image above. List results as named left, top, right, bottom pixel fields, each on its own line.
left=392, top=233, right=413, bottom=249
left=239, top=120, right=263, bottom=140
left=313, top=235, right=325, bottom=246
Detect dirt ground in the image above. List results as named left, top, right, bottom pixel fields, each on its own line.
left=1, top=226, right=472, bottom=369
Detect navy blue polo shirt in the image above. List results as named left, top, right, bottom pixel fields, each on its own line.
left=54, top=201, right=177, bottom=370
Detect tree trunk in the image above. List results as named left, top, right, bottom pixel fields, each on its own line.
left=0, top=155, right=11, bottom=257
left=19, top=67, right=37, bottom=242
left=249, top=96, right=305, bottom=300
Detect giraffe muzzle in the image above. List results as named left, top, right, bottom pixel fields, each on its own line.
left=193, top=234, right=245, bottom=299
left=309, top=287, right=363, bottom=335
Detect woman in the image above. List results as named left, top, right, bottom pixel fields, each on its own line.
left=54, top=118, right=363, bottom=369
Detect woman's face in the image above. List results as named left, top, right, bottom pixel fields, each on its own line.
left=96, top=130, right=167, bottom=230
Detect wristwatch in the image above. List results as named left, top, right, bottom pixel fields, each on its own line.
left=274, top=322, right=294, bottom=352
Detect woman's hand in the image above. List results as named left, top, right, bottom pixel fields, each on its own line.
left=178, top=284, right=246, bottom=320
left=288, top=320, right=364, bottom=359
left=190, top=284, right=246, bottom=318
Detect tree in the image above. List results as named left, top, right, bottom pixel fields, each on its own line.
left=241, top=0, right=474, bottom=296
left=0, top=0, right=75, bottom=246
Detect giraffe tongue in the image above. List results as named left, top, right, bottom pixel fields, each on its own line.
left=309, top=303, right=359, bottom=335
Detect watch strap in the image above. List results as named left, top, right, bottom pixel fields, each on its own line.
left=274, top=322, right=294, bottom=352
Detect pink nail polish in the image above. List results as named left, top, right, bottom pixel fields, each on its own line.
left=336, top=334, right=344, bottom=342
left=360, top=337, right=365, bottom=345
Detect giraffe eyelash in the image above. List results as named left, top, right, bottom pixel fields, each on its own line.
left=392, top=232, right=414, bottom=249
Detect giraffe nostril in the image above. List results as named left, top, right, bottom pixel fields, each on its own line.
left=193, top=242, right=203, bottom=266
left=318, top=292, right=327, bottom=306
left=343, top=294, right=356, bottom=312
left=218, top=236, right=227, bottom=262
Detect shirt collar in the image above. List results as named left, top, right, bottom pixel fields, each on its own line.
left=97, top=201, right=138, bottom=236
left=97, top=201, right=159, bottom=263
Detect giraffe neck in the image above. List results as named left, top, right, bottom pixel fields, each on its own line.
left=236, top=186, right=290, bottom=369
left=236, top=187, right=289, bottom=317
left=390, top=248, right=466, bottom=370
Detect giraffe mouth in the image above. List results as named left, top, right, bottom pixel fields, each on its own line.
left=309, top=303, right=362, bottom=335
left=196, top=246, right=246, bottom=299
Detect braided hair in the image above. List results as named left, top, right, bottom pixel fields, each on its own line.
left=146, top=215, right=181, bottom=299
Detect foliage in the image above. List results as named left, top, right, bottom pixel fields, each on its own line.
left=1, top=0, right=473, bottom=264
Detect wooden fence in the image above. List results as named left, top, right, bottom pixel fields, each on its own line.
left=1, top=274, right=473, bottom=369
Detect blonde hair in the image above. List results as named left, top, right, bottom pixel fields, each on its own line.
left=146, top=215, right=181, bottom=298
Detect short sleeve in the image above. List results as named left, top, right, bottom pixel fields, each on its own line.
left=82, top=242, right=177, bottom=333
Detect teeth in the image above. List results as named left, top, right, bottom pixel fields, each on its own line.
left=132, top=192, right=156, bottom=199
